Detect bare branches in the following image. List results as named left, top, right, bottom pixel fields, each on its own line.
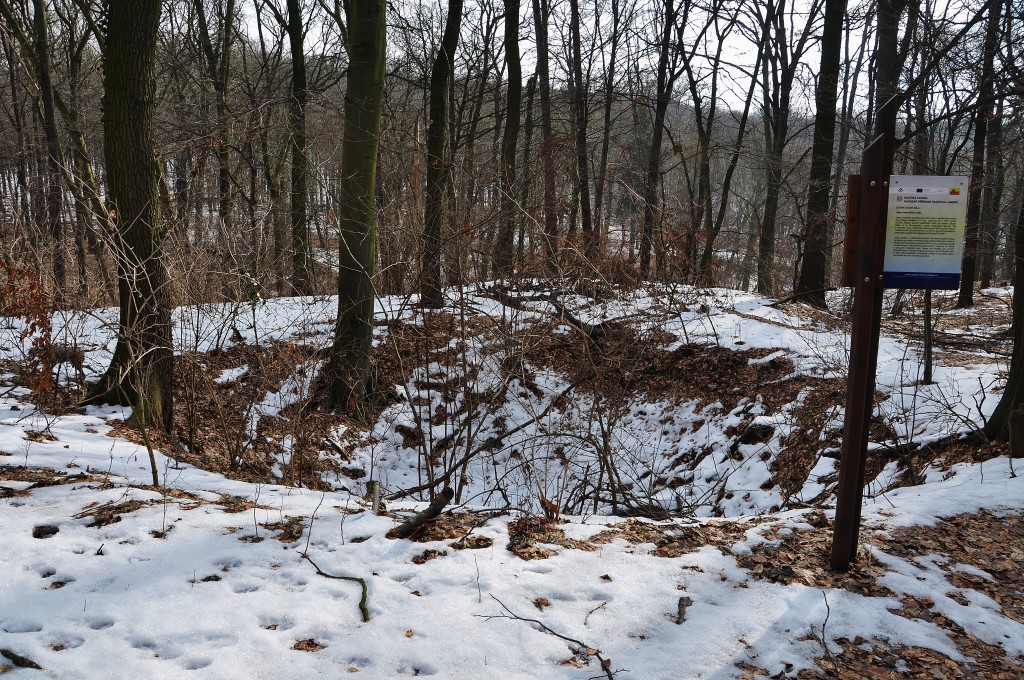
left=478, top=595, right=616, bottom=679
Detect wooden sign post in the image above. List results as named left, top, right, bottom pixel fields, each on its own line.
left=830, top=98, right=898, bottom=571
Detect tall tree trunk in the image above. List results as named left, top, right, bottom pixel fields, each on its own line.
left=31, top=0, right=65, bottom=294
left=517, top=72, right=536, bottom=263
left=983, top=175, right=1024, bottom=440
left=492, top=0, right=522, bottom=276
left=86, top=0, right=173, bottom=434
left=286, top=0, right=312, bottom=295
left=979, top=94, right=1003, bottom=289
left=532, top=0, right=558, bottom=262
left=324, top=0, right=386, bottom=412
left=593, top=0, right=622, bottom=241
left=192, top=0, right=237, bottom=246
left=956, top=0, right=999, bottom=308
left=568, top=0, right=595, bottom=257
left=794, top=0, right=847, bottom=307
left=698, top=28, right=763, bottom=283
left=757, top=0, right=789, bottom=296
left=639, top=0, right=677, bottom=279
left=421, top=0, right=464, bottom=307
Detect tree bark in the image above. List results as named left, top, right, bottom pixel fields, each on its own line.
left=639, top=0, right=677, bottom=279
left=324, top=0, right=386, bottom=412
left=31, top=0, right=66, bottom=294
left=794, top=0, right=847, bottom=307
left=192, top=0, right=237, bottom=246
left=568, top=0, right=595, bottom=257
left=492, top=0, right=522, bottom=277
left=286, top=0, right=312, bottom=295
left=532, top=0, right=558, bottom=263
left=983, top=174, right=1024, bottom=440
left=86, top=0, right=173, bottom=433
left=592, top=0, right=622, bottom=241
left=956, top=0, right=999, bottom=308
left=421, top=0, right=464, bottom=306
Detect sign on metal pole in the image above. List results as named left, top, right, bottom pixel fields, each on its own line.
left=883, top=175, right=970, bottom=289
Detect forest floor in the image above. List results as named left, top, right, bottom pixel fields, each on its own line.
left=1, top=283, right=1022, bottom=678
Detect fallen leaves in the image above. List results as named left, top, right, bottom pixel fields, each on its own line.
left=291, top=639, right=324, bottom=652
left=507, top=516, right=598, bottom=560
left=411, top=549, right=446, bottom=565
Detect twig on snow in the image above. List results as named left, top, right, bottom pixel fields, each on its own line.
left=301, top=553, right=370, bottom=623
left=477, top=594, right=616, bottom=679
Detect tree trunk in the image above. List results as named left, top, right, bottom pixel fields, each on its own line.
left=794, top=0, right=847, bottom=307
left=421, top=0, right=463, bottom=306
left=492, top=0, right=522, bottom=277
left=31, top=0, right=66, bottom=295
left=983, top=178, right=1024, bottom=440
left=956, top=0, right=999, bottom=308
left=324, top=0, right=386, bottom=412
left=979, top=94, right=1003, bottom=289
left=286, top=0, right=312, bottom=295
left=593, top=0, right=622, bottom=241
left=532, top=0, right=558, bottom=262
left=698, top=27, right=763, bottom=283
left=192, top=0, right=236, bottom=246
left=639, top=0, right=677, bottom=279
left=568, top=0, right=595, bottom=258
left=86, top=0, right=173, bottom=434
left=517, top=73, right=536, bottom=263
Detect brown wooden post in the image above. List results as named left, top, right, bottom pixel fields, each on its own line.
left=841, top=176, right=861, bottom=287
left=830, top=98, right=898, bottom=571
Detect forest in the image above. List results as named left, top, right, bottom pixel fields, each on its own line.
left=2, top=0, right=1024, bottom=677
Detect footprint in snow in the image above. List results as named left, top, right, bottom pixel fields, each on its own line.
left=179, top=656, right=213, bottom=670
left=1, top=620, right=43, bottom=633
left=230, top=581, right=261, bottom=594
left=86, top=617, right=115, bottom=630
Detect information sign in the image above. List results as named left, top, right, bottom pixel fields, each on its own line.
left=882, top=175, right=969, bottom=289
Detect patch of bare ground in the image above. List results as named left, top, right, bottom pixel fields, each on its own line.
left=98, top=339, right=377, bottom=489
left=735, top=510, right=1024, bottom=678
left=523, top=317, right=803, bottom=414
left=394, top=510, right=501, bottom=546
left=883, top=289, right=1012, bottom=362
left=773, top=382, right=845, bottom=502
left=506, top=516, right=602, bottom=560
left=588, top=517, right=753, bottom=557
left=0, top=466, right=108, bottom=487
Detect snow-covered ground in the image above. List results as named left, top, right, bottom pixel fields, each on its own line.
left=2, top=285, right=1022, bottom=677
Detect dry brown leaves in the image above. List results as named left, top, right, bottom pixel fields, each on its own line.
left=735, top=518, right=891, bottom=596
left=506, top=516, right=600, bottom=560
left=588, top=518, right=751, bottom=558
left=736, top=510, right=1024, bottom=678
left=0, top=466, right=108, bottom=490
left=395, top=511, right=501, bottom=545
left=291, top=638, right=324, bottom=652
left=260, top=516, right=306, bottom=543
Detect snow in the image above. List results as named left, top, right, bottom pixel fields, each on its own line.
left=3, top=285, right=1024, bottom=677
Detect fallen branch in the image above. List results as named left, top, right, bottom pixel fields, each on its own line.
left=477, top=595, right=615, bottom=679
left=301, top=553, right=370, bottom=623
left=481, top=286, right=610, bottom=340
left=388, top=487, right=454, bottom=539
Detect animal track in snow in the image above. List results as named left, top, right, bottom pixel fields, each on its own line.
left=1, top=619, right=43, bottom=633
left=231, top=581, right=261, bottom=593
left=179, top=656, right=213, bottom=670
left=85, top=616, right=115, bottom=630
